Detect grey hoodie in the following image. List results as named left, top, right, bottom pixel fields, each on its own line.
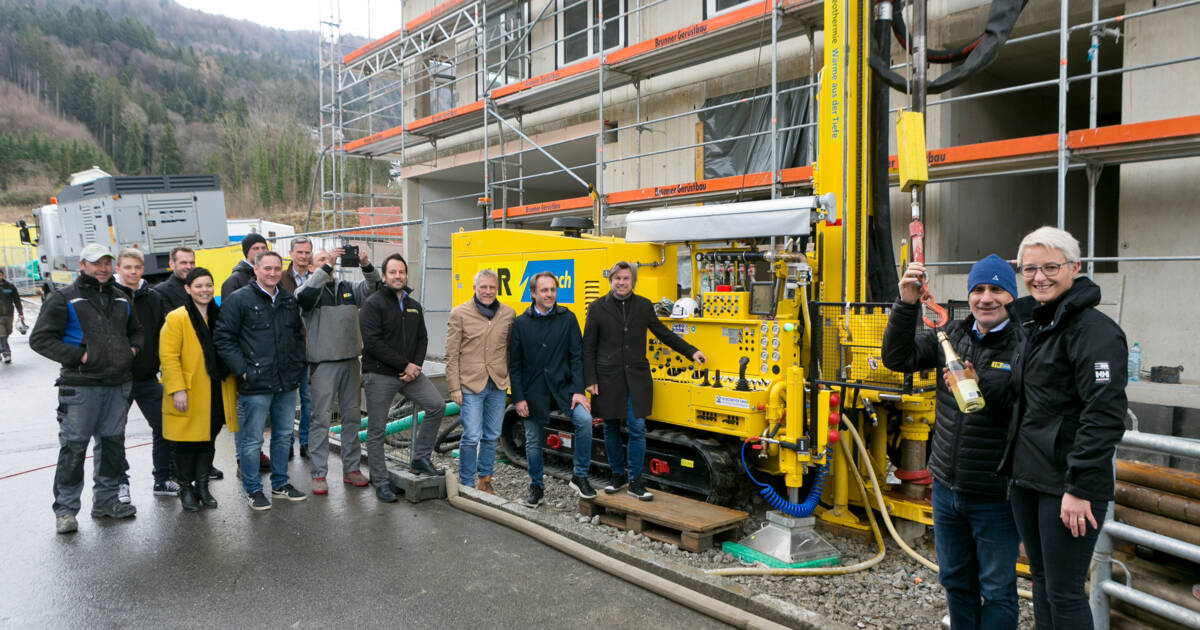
left=295, top=263, right=381, bottom=363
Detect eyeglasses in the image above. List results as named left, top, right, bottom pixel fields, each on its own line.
left=1020, top=262, right=1069, bottom=278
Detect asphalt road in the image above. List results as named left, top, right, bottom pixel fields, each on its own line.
left=0, top=301, right=731, bottom=629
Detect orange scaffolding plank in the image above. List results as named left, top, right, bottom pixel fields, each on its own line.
left=343, top=27, right=406, bottom=65
left=405, top=0, right=473, bottom=32
left=490, top=58, right=600, bottom=100
left=490, top=196, right=593, bottom=220
left=345, top=124, right=406, bottom=154
left=1069, top=114, right=1200, bottom=150
left=406, top=100, right=486, bottom=137
left=605, top=1, right=769, bottom=66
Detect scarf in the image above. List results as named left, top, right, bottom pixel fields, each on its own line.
left=185, top=299, right=230, bottom=382
left=473, top=295, right=499, bottom=320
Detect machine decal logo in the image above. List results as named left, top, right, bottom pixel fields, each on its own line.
left=715, top=395, right=750, bottom=410
left=670, top=323, right=687, bottom=335
left=517, top=259, right=575, bottom=303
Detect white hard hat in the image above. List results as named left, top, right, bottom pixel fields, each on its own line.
left=671, top=297, right=698, bottom=319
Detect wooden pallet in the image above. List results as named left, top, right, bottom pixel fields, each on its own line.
left=579, top=490, right=748, bottom=552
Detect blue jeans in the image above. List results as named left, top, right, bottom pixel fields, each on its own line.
left=523, top=403, right=593, bottom=489
left=603, top=396, right=647, bottom=481
left=458, top=380, right=507, bottom=487
left=932, top=479, right=1021, bottom=630
left=294, top=369, right=311, bottom=447
left=236, top=389, right=298, bottom=494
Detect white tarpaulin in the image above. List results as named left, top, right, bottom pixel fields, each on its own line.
left=623, top=197, right=818, bottom=243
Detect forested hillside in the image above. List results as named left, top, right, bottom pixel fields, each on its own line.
left=0, top=0, right=388, bottom=222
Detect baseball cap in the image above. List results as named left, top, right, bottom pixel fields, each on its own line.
left=79, top=243, right=115, bottom=263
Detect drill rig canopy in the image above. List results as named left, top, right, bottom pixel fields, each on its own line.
left=623, top=196, right=830, bottom=243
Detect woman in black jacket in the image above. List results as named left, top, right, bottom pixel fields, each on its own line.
left=1003, top=227, right=1128, bottom=629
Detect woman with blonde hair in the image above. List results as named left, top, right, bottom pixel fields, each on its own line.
left=159, top=268, right=238, bottom=510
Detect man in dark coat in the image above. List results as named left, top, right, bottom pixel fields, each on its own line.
left=219, top=232, right=268, bottom=302
left=31, top=243, right=143, bottom=534
left=359, top=253, right=447, bottom=503
left=509, top=271, right=594, bottom=507
left=583, top=261, right=705, bottom=501
left=0, top=267, right=25, bottom=363
left=882, top=254, right=1021, bottom=630
left=213, top=251, right=308, bottom=510
left=152, top=246, right=196, bottom=310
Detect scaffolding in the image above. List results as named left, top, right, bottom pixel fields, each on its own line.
left=319, top=0, right=1200, bottom=272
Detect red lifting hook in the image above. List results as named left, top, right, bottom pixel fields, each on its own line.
left=908, top=218, right=949, bottom=329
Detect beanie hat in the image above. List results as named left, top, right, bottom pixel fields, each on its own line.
left=241, top=232, right=268, bottom=257
left=967, top=254, right=1018, bottom=299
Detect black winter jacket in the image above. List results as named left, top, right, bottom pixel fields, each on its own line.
left=583, top=292, right=698, bottom=419
left=360, top=289, right=428, bottom=377
left=509, top=304, right=585, bottom=423
left=1000, top=277, right=1128, bottom=502
left=117, top=280, right=167, bottom=381
left=219, top=260, right=255, bottom=301
left=152, top=274, right=189, bottom=310
left=30, top=274, right=144, bottom=386
left=0, top=279, right=23, bottom=318
left=213, top=283, right=306, bottom=395
left=882, top=300, right=1018, bottom=498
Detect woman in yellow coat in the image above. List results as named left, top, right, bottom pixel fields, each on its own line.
left=159, top=268, right=238, bottom=511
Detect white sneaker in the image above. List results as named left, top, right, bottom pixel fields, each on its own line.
left=118, top=483, right=132, bottom=504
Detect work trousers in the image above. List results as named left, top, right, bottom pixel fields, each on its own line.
left=361, top=372, right=444, bottom=487
left=307, top=358, right=362, bottom=479
left=121, top=379, right=170, bottom=485
left=0, top=314, right=11, bottom=355
left=1010, top=484, right=1108, bottom=630
left=53, top=383, right=132, bottom=516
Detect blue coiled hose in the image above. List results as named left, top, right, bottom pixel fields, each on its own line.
left=739, top=440, right=832, bottom=518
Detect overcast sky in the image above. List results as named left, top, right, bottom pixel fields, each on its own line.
left=174, top=0, right=405, bottom=39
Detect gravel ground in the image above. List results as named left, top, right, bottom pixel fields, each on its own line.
left=377, top=437, right=1038, bottom=630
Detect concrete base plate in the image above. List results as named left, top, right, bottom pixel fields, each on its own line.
left=388, top=468, right=447, bottom=503
left=732, top=511, right=841, bottom=566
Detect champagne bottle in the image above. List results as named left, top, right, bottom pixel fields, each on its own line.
left=937, top=331, right=986, bottom=413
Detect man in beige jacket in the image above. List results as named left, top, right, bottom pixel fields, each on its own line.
left=445, top=269, right=515, bottom=493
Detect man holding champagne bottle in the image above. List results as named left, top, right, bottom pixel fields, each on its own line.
left=882, top=254, right=1022, bottom=630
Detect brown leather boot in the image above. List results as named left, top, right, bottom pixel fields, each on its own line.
left=477, top=475, right=495, bottom=495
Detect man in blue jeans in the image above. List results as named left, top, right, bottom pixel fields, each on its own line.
left=583, top=261, right=704, bottom=502
left=882, top=254, right=1022, bottom=629
left=445, top=269, right=515, bottom=494
left=214, top=251, right=308, bottom=510
left=508, top=271, right=594, bottom=508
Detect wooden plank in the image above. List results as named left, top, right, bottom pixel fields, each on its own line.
left=585, top=488, right=747, bottom=532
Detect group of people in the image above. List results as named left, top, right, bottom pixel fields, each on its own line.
left=882, top=226, right=1128, bottom=630
left=28, top=221, right=1124, bottom=629
left=446, top=260, right=705, bottom=508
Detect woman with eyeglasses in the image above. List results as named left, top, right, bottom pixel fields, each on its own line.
left=1000, top=226, right=1128, bottom=629
left=159, top=268, right=239, bottom=511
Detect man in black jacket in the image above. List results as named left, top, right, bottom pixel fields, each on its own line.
left=583, top=261, right=704, bottom=501
left=1001, top=227, right=1128, bottom=629
left=219, top=232, right=268, bottom=302
left=152, top=246, right=195, bottom=310
left=509, top=271, right=594, bottom=507
left=31, top=243, right=144, bottom=534
left=882, top=254, right=1021, bottom=630
left=359, top=254, right=445, bottom=502
left=213, top=251, right=308, bottom=510
left=0, top=267, right=25, bottom=363
left=115, top=248, right=179, bottom=500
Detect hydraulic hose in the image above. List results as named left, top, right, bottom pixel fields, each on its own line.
left=443, top=475, right=793, bottom=630
left=740, top=441, right=830, bottom=518
left=708, top=437, right=887, bottom=577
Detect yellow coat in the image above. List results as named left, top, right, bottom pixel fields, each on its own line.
left=159, top=306, right=239, bottom=441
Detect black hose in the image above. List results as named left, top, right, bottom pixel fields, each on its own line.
left=870, top=0, right=1030, bottom=94
left=889, top=4, right=982, bottom=63
left=868, top=11, right=901, bottom=304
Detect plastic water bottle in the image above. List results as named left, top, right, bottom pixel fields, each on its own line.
left=1128, top=342, right=1142, bottom=382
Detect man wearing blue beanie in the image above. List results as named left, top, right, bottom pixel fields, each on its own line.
left=881, top=255, right=1021, bottom=630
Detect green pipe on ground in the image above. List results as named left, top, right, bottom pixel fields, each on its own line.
left=328, top=402, right=460, bottom=437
